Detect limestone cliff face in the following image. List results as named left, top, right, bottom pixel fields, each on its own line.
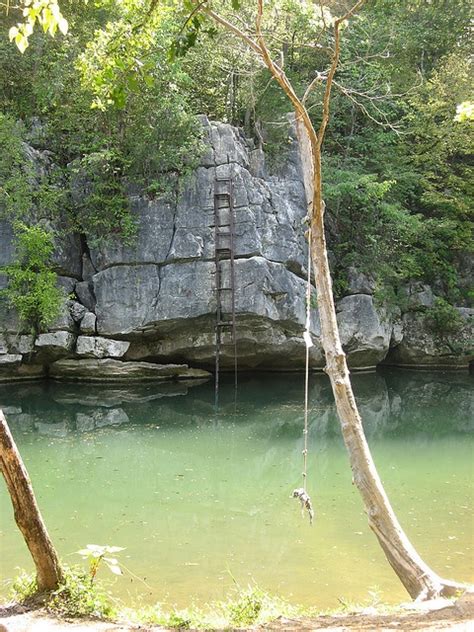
left=0, top=118, right=472, bottom=379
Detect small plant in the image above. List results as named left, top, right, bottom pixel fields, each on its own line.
left=76, top=544, right=125, bottom=584
left=10, top=570, right=38, bottom=603
left=10, top=566, right=115, bottom=619
left=226, top=587, right=265, bottom=627
left=47, top=566, right=115, bottom=619
left=1, top=222, right=64, bottom=331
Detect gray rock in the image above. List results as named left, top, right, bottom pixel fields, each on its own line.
left=69, top=301, right=87, bottom=322
left=0, top=273, right=22, bottom=334
left=35, top=421, right=70, bottom=437
left=87, top=119, right=307, bottom=277
left=0, top=335, right=7, bottom=354
left=80, top=311, right=96, bottom=335
left=89, top=196, right=176, bottom=271
left=93, top=261, right=215, bottom=336
left=76, top=336, right=130, bottom=358
left=346, top=267, right=376, bottom=295
left=6, top=334, right=35, bottom=355
left=384, top=311, right=473, bottom=368
left=400, top=282, right=436, bottom=311
left=81, top=253, right=97, bottom=281
left=47, top=277, right=78, bottom=332
left=11, top=412, right=36, bottom=432
left=390, top=320, right=404, bottom=347
left=35, top=331, right=75, bottom=356
left=456, top=307, right=474, bottom=321
left=76, top=408, right=129, bottom=432
left=50, top=358, right=211, bottom=381
left=51, top=228, right=82, bottom=279
left=75, top=281, right=96, bottom=311
left=93, top=255, right=322, bottom=368
left=337, top=295, right=392, bottom=367
left=0, top=363, right=46, bottom=382
left=0, top=354, right=22, bottom=366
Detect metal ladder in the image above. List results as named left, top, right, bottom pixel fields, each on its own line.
left=213, top=176, right=237, bottom=404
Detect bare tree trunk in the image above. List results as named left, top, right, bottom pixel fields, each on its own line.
left=0, top=409, right=63, bottom=592
left=197, top=0, right=468, bottom=601
left=296, top=118, right=464, bottom=601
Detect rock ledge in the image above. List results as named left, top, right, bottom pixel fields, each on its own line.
left=49, top=359, right=211, bottom=382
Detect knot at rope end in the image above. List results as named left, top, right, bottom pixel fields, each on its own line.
left=292, top=487, right=315, bottom=525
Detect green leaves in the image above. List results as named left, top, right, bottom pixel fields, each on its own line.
left=169, top=13, right=205, bottom=61
left=1, top=222, right=64, bottom=330
left=455, top=101, right=474, bottom=123
left=76, top=544, right=125, bottom=581
left=8, top=1, right=69, bottom=53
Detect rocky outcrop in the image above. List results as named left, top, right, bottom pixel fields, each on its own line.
left=337, top=295, right=392, bottom=368
left=0, top=117, right=472, bottom=378
left=384, top=308, right=473, bottom=369
left=75, top=336, right=130, bottom=359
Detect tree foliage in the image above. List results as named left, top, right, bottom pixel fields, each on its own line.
left=1, top=222, right=64, bottom=330
left=0, top=0, right=472, bottom=306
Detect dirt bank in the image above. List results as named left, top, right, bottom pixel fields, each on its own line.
left=1, top=593, right=473, bottom=631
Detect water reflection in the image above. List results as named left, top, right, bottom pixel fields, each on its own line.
left=0, top=369, right=472, bottom=608
left=0, top=369, right=472, bottom=439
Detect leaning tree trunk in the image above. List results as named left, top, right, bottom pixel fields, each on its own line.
left=249, top=0, right=466, bottom=599
left=0, top=409, right=63, bottom=592
left=296, top=117, right=463, bottom=600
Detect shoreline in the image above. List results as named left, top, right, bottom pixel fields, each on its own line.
left=1, top=592, right=473, bottom=631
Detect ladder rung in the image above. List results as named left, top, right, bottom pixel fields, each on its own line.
left=215, top=177, right=232, bottom=182
left=215, top=287, right=233, bottom=291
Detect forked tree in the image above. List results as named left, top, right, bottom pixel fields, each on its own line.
left=182, top=0, right=466, bottom=600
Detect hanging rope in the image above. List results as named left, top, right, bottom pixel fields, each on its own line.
left=293, top=229, right=315, bottom=525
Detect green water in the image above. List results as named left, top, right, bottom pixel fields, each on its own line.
left=0, top=370, right=473, bottom=609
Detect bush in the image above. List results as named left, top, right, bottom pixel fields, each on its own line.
left=11, top=567, right=115, bottom=619
left=425, top=298, right=464, bottom=336
left=1, top=222, right=64, bottom=331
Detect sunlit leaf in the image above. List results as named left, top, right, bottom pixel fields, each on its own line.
left=58, top=17, right=68, bottom=35
left=8, top=27, right=19, bottom=42
left=15, top=33, right=28, bottom=54
left=107, top=563, right=123, bottom=576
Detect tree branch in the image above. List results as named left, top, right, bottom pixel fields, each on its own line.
left=317, top=0, right=365, bottom=149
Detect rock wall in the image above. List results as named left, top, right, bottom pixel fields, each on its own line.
left=0, top=118, right=472, bottom=380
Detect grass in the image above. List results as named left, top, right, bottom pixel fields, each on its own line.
left=121, top=585, right=313, bottom=629
left=9, top=569, right=415, bottom=629
left=10, top=569, right=311, bottom=628
left=10, top=566, right=116, bottom=619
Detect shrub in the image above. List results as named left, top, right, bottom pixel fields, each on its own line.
left=425, top=298, right=464, bottom=336
left=1, top=222, right=64, bottom=331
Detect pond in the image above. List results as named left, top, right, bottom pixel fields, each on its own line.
left=0, top=370, right=472, bottom=610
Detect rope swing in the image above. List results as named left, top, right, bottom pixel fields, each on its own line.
left=292, top=229, right=315, bottom=525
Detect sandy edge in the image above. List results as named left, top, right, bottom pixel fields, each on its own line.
left=1, top=593, right=473, bottom=632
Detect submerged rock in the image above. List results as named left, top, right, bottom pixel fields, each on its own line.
left=49, top=358, right=211, bottom=381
